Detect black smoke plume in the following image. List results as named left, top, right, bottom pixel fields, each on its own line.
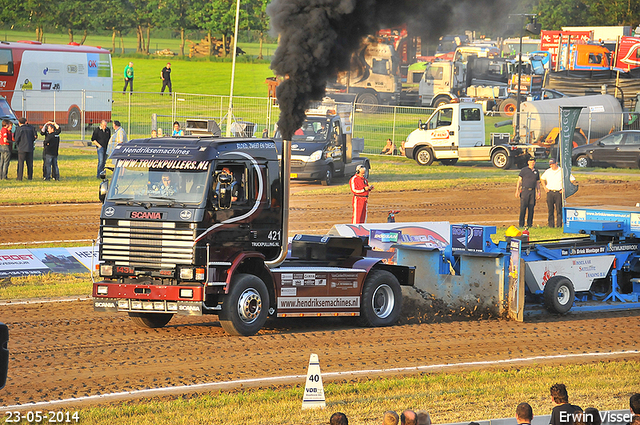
left=268, top=0, right=513, bottom=140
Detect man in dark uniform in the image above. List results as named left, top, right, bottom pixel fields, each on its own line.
left=160, top=62, right=172, bottom=94
left=14, top=117, right=37, bottom=181
left=515, top=157, right=540, bottom=229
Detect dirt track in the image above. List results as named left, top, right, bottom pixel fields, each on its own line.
left=2, top=177, right=640, bottom=245
left=1, top=177, right=640, bottom=408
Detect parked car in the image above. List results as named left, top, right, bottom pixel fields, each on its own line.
left=572, top=130, right=640, bottom=168
left=541, top=88, right=568, bottom=100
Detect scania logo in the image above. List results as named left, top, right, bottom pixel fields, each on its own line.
left=104, top=207, right=115, bottom=217
left=180, top=210, right=192, bottom=220
left=178, top=305, right=200, bottom=311
left=130, top=211, right=163, bottom=219
left=95, top=301, right=116, bottom=308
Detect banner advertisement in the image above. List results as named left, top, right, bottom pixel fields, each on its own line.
left=329, top=222, right=450, bottom=250
left=559, top=106, right=582, bottom=199
left=0, top=246, right=100, bottom=278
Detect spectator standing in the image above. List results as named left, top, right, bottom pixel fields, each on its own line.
left=549, top=383, right=582, bottom=425
left=0, top=119, right=12, bottom=179
left=91, top=120, right=111, bottom=179
left=41, top=121, right=61, bottom=181
left=540, top=158, right=577, bottom=227
left=172, top=121, right=183, bottom=136
left=515, top=157, right=540, bottom=229
left=401, top=410, right=417, bottom=425
left=157, top=127, right=164, bottom=137
left=151, top=129, right=157, bottom=138
left=350, top=164, right=373, bottom=224
left=123, top=62, right=134, bottom=93
left=383, top=411, right=400, bottom=425
left=330, top=412, right=348, bottom=425
left=15, top=117, right=37, bottom=181
left=108, top=120, right=128, bottom=156
left=416, top=410, right=431, bottom=425
left=161, top=62, right=172, bottom=94
left=262, top=128, right=269, bottom=138
left=516, top=402, right=534, bottom=425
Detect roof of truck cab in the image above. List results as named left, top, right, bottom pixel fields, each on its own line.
left=109, top=137, right=279, bottom=162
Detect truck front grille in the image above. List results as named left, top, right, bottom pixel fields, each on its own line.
left=101, top=220, right=196, bottom=268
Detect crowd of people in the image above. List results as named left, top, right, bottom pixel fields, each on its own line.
left=327, top=387, right=640, bottom=425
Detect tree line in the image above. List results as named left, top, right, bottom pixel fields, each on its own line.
left=0, top=0, right=271, bottom=58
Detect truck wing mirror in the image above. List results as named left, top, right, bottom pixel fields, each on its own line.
left=214, top=173, right=234, bottom=210
left=98, top=180, right=109, bottom=203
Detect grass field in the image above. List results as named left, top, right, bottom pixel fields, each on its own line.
left=42, top=360, right=639, bottom=425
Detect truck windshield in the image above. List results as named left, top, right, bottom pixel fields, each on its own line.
left=290, top=117, right=331, bottom=142
left=107, top=164, right=209, bottom=205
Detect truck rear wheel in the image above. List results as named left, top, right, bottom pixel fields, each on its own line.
left=358, top=270, right=402, bottom=327
left=128, top=312, right=174, bottom=328
left=499, top=98, right=517, bottom=117
left=544, top=276, right=575, bottom=314
left=415, top=147, right=434, bottom=166
left=356, top=92, right=379, bottom=113
left=67, top=107, right=81, bottom=131
left=491, top=150, right=512, bottom=169
left=219, top=273, right=269, bottom=336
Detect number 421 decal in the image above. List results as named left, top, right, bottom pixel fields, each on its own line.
left=268, top=230, right=281, bottom=240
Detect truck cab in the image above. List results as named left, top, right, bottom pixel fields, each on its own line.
left=404, top=101, right=541, bottom=169
left=274, top=100, right=369, bottom=185
left=418, top=61, right=466, bottom=107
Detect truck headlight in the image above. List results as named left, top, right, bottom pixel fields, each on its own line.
left=308, top=150, right=322, bottom=162
left=97, top=285, right=109, bottom=295
left=180, top=268, right=194, bottom=280
left=100, top=265, right=113, bottom=276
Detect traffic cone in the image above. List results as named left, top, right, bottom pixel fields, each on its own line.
left=301, top=353, right=325, bottom=409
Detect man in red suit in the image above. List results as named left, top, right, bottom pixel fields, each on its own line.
left=349, top=164, right=373, bottom=224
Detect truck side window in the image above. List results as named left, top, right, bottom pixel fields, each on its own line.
left=435, top=108, right=453, bottom=128
left=0, top=50, right=13, bottom=75
left=461, top=108, right=481, bottom=122
left=372, top=58, right=388, bottom=75
left=213, top=165, right=245, bottom=209
left=588, top=53, right=602, bottom=65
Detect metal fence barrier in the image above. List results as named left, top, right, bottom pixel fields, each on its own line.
left=1, top=89, right=634, bottom=154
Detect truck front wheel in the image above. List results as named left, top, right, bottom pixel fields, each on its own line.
left=415, top=147, right=434, bottom=166
left=219, top=273, right=270, bottom=336
left=358, top=270, right=402, bottom=327
left=544, top=276, right=575, bottom=314
left=491, top=150, right=512, bottom=169
left=320, top=166, right=333, bottom=186
left=128, top=312, right=174, bottom=328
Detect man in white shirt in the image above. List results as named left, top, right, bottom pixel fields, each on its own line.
left=540, top=159, right=577, bottom=228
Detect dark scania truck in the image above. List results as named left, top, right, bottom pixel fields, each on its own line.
left=93, top=136, right=414, bottom=336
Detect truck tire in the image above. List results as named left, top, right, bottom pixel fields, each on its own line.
left=491, top=150, right=512, bottom=169
left=499, top=98, right=517, bottom=117
left=358, top=270, right=402, bottom=327
left=128, top=312, right=174, bottom=328
left=67, top=107, right=81, bottom=131
left=219, top=273, right=269, bottom=336
left=320, top=166, right=333, bottom=186
left=440, top=159, right=458, bottom=165
left=543, top=276, right=575, bottom=314
left=432, top=96, right=451, bottom=108
left=575, top=155, right=591, bottom=168
left=356, top=92, right=379, bottom=113
left=415, top=147, right=434, bottom=166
